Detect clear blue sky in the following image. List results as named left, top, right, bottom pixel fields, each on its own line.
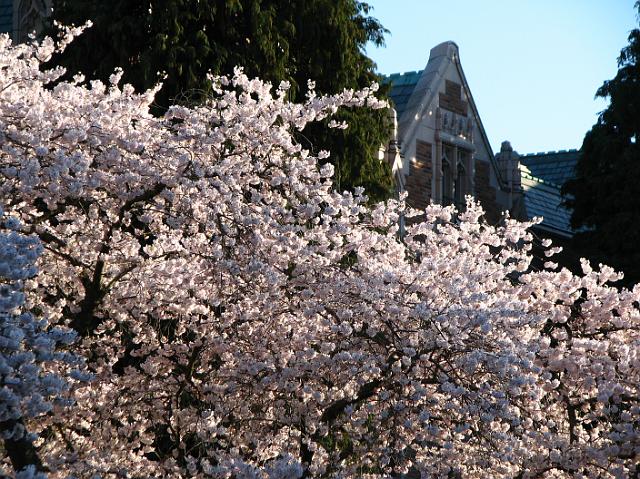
left=365, top=1, right=638, bottom=154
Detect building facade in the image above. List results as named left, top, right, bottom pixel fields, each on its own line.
left=385, top=41, right=575, bottom=238
left=0, top=0, right=51, bottom=44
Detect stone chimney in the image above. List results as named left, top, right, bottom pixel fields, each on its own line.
left=496, top=141, right=522, bottom=190
left=495, top=141, right=525, bottom=218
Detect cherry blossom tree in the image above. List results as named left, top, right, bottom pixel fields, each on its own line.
left=0, top=31, right=638, bottom=478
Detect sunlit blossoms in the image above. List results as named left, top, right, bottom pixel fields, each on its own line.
left=0, top=32, right=638, bottom=478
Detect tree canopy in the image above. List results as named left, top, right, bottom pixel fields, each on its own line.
left=563, top=4, right=640, bottom=286
left=48, top=0, right=395, bottom=200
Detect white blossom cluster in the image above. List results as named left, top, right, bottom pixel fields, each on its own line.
left=0, top=207, right=84, bottom=463
left=0, top=31, right=638, bottom=478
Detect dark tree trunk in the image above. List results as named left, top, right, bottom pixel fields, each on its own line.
left=1, top=419, right=44, bottom=473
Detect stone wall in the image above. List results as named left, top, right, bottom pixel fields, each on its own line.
left=405, top=140, right=432, bottom=210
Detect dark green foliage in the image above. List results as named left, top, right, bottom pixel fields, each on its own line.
left=48, top=0, right=394, bottom=201
left=563, top=4, right=640, bottom=286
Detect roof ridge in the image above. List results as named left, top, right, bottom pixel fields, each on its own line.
left=520, top=167, right=562, bottom=189
left=520, top=148, right=579, bottom=157
left=383, top=69, right=423, bottom=78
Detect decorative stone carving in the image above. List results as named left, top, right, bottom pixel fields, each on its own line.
left=439, top=109, right=473, bottom=141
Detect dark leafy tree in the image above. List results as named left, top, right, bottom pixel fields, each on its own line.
left=563, top=3, right=640, bottom=286
left=48, top=0, right=394, bottom=200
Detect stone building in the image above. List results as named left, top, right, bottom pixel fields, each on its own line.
left=0, top=0, right=51, bottom=44
left=384, top=41, right=576, bottom=239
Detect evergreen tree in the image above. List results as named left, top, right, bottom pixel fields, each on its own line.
left=563, top=3, right=640, bottom=286
left=48, top=0, right=394, bottom=200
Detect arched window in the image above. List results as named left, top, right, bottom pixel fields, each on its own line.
left=15, top=0, right=50, bottom=43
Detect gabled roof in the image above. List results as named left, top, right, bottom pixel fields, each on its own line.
left=520, top=149, right=579, bottom=187
left=383, top=41, right=505, bottom=187
left=520, top=166, right=573, bottom=238
left=383, top=42, right=461, bottom=132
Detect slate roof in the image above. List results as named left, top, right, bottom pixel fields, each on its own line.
left=520, top=149, right=579, bottom=187
left=520, top=166, right=573, bottom=237
left=384, top=70, right=422, bottom=120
